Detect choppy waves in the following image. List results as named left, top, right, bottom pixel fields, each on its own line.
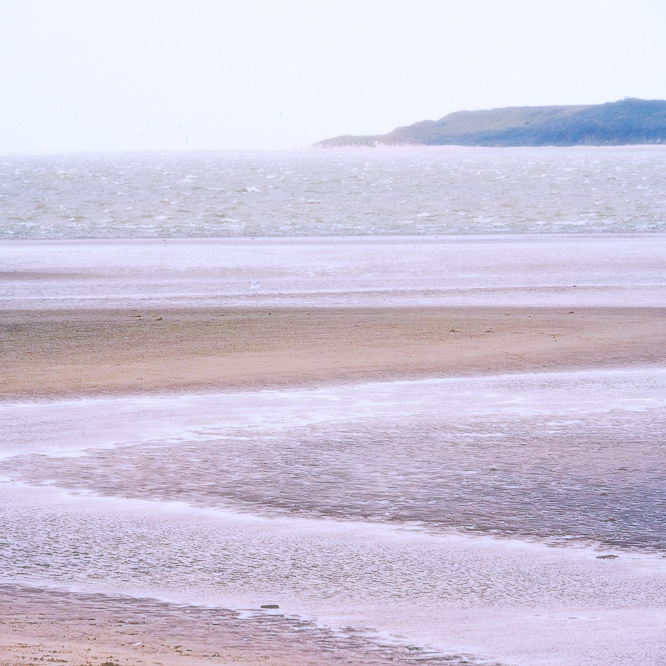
left=1, top=147, right=665, bottom=239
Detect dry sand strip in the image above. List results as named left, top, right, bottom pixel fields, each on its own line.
left=0, top=585, right=485, bottom=666
left=2, top=307, right=665, bottom=399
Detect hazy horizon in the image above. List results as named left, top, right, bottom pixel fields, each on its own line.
left=2, top=0, right=666, bottom=153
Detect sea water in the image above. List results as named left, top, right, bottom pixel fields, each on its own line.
left=1, top=147, right=665, bottom=239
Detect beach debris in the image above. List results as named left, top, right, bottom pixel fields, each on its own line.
left=261, top=604, right=279, bottom=609
left=596, top=554, right=618, bottom=559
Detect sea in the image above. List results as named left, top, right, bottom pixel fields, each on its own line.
left=1, top=147, right=666, bottom=665
left=2, top=147, right=665, bottom=239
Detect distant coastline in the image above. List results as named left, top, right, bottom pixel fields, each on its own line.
left=315, top=98, right=666, bottom=147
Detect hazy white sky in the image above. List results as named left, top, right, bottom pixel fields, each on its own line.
left=2, top=0, right=665, bottom=152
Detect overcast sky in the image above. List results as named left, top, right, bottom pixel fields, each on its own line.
left=2, top=0, right=665, bottom=152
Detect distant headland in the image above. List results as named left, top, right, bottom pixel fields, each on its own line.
left=315, top=98, right=666, bottom=147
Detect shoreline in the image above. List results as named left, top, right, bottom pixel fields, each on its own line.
left=4, top=230, right=666, bottom=242
left=0, top=583, right=436, bottom=666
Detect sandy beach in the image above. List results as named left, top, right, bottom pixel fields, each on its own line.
left=2, top=306, right=665, bottom=399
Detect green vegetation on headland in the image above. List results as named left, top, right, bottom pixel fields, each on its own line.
left=315, top=99, right=666, bottom=147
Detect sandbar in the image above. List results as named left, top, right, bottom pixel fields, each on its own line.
left=2, top=306, right=664, bottom=399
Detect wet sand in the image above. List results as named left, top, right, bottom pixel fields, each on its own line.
left=2, top=306, right=665, bottom=398
left=2, top=306, right=666, bottom=665
left=2, top=481, right=666, bottom=666
left=0, top=585, right=460, bottom=666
